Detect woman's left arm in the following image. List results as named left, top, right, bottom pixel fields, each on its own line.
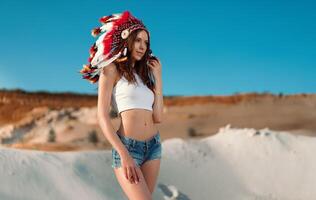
left=148, top=58, right=164, bottom=123
left=152, top=76, right=163, bottom=123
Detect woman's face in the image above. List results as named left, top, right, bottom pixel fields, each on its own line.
left=131, top=30, right=148, bottom=61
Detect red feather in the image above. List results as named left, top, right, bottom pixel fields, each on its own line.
left=99, top=15, right=112, bottom=24
left=91, top=27, right=101, bottom=37
left=102, top=11, right=130, bottom=56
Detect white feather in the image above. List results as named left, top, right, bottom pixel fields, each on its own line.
left=100, top=22, right=113, bottom=33
left=112, top=13, right=122, bottom=19
left=95, top=32, right=107, bottom=46
left=97, top=52, right=121, bottom=69
left=91, top=50, right=106, bottom=66
left=90, top=52, right=122, bottom=78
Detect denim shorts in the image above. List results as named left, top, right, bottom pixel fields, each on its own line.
left=111, top=131, right=162, bottom=168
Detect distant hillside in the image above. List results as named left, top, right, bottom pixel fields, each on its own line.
left=1, top=88, right=316, bottom=152
left=0, top=88, right=315, bottom=125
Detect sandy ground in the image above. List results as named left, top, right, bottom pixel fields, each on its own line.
left=0, top=125, right=315, bottom=200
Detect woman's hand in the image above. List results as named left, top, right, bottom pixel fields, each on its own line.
left=147, top=57, right=162, bottom=79
left=120, top=152, right=140, bottom=184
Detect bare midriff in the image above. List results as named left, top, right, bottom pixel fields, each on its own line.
left=117, top=108, right=158, bottom=141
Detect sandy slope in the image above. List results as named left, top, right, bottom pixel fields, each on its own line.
left=0, top=125, right=315, bottom=200
left=1, top=92, right=316, bottom=152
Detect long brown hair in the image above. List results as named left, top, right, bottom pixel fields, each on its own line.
left=113, top=29, right=155, bottom=93
left=94, top=29, right=156, bottom=93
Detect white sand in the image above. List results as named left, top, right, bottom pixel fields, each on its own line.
left=0, top=124, right=315, bottom=200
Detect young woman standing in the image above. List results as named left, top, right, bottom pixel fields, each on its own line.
left=80, top=11, right=163, bottom=200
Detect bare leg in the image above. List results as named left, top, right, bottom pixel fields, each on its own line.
left=140, top=159, right=161, bottom=194
left=113, top=166, right=152, bottom=200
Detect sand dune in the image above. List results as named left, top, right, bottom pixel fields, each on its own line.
left=0, top=125, right=315, bottom=200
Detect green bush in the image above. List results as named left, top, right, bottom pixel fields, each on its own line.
left=48, top=128, right=56, bottom=143
left=88, top=130, right=99, bottom=145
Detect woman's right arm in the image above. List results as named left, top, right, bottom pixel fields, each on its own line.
left=97, top=63, right=140, bottom=184
left=96, top=63, right=129, bottom=157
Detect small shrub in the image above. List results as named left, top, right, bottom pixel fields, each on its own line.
left=187, top=127, right=198, bottom=137
left=278, top=92, right=283, bottom=98
left=48, top=128, right=56, bottom=143
left=88, top=130, right=99, bottom=145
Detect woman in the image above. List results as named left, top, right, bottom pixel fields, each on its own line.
left=79, top=11, right=163, bottom=200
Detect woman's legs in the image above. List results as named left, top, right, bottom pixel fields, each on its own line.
left=112, top=131, right=161, bottom=199
left=113, top=166, right=152, bottom=200
left=140, top=159, right=161, bottom=194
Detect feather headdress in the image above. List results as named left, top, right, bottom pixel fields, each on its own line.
left=79, top=11, right=154, bottom=84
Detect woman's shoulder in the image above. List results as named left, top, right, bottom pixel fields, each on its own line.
left=100, top=63, right=117, bottom=75
left=100, top=63, right=120, bottom=82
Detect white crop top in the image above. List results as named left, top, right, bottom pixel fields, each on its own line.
left=111, top=72, right=154, bottom=114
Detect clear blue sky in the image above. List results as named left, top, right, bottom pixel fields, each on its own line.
left=0, top=0, right=315, bottom=96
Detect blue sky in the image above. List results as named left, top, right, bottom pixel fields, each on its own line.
left=0, top=0, right=315, bottom=96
